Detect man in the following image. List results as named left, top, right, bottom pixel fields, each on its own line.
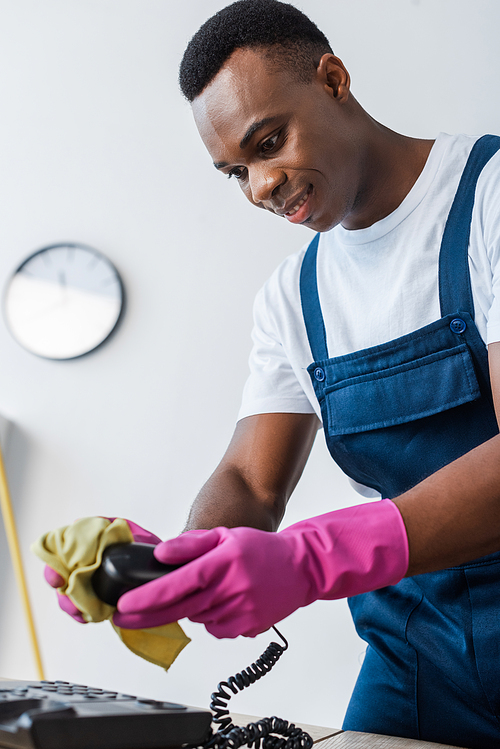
left=51, top=1, right=500, bottom=746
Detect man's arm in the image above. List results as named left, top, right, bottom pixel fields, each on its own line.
left=394, top=340, right=500, bottom=575
left=115, top=347, right=500, bottom=634
left=184, top=412, right=320, bottom=531
left=184, top=342, right=500, bottom=574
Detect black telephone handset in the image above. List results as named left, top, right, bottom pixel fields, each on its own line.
left=91, top=542, right=181, bottom=606
left=92, top=543, right=314, bottom=749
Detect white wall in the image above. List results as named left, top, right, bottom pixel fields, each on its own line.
left=0, top=0, right=499, bottom=731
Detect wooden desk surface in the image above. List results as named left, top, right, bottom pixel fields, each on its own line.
left=315, top=732, right=462, bottom=749
left=230, top=713, right=463, bottom=749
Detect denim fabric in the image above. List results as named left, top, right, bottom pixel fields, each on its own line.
left=300, top=135, right=500, bottom=745
left=307, top=310, right=497, bottom=497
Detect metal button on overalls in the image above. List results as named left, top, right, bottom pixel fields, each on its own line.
left=300, top=135, right=500, bottom=749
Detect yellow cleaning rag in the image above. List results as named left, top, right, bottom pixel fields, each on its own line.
left=31, top=517, right=190, bottom=670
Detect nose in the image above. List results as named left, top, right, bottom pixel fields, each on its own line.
left=247, top=165, right=285, bottom=205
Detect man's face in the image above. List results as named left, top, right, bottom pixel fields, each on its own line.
left=192, top=47, right=362, bottom=233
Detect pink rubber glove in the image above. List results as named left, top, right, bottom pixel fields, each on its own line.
left=45, top=518, right=161, bottom=623
left=114, top=499, right=409, bottom=638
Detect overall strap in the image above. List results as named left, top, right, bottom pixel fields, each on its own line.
left=439, top=134, right=500, bottom=317
left=299, top=232, right=329, bottom=361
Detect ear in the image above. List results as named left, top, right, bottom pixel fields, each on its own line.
left=316, top=54, right=351, bottom=103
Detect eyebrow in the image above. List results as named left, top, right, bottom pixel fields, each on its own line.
left=239, top=117, right=277, bottom=149
left=213, top=116, right=279, bottom=170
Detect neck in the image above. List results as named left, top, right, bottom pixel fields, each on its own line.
left=341, top=100, right=434, bottom=231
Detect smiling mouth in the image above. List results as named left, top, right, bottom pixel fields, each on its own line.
left=287, top=196, right=308, bottom=216
left=281, top=185, right=313, bottom=223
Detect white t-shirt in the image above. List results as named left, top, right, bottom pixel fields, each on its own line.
left=238, top=133, right=500, bottom=429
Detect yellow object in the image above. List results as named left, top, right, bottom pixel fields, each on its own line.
left=0, top=440, right=45, bottom=680
left=112, top=623, right=191, bottom=669
left=31, top=517, right=190, bottom=670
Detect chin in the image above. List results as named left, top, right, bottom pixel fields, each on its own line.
left=306, top=216, right=339, bottom=233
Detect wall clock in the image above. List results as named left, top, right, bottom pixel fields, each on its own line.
left=3, top=243, right=124, bottom=360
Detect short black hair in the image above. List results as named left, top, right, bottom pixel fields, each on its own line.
left=179, top=0, right=333, bottom=102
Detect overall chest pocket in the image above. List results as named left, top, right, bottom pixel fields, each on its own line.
left=324, top=344, right=480, bottom=436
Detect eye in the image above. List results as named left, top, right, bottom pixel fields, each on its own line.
left=227, top=166, right=247, bottom=180
left=260, top=133, right=279, bottom=153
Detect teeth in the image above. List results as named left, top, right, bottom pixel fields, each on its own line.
left=286, top=193, right=308, bottom=216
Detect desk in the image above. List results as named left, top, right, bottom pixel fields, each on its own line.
left=229, top=713, right=462, bottom=749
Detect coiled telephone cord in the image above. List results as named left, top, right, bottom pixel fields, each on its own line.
left=200, top=627, right=313, bottom=749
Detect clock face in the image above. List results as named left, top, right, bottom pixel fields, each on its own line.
left=3, top=243, right=124, bottom=360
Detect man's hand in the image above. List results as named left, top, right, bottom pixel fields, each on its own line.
left=57, top=337, right=500, bottom=635
left=113, top=500, right=408, bottom=637
left=44, top=518, right=161, bottom=622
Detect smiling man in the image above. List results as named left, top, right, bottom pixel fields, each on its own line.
left=54, top=1, right=500, bottom=746
left=191, top=45, right=432, bottom=235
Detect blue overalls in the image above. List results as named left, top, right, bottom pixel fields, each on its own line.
left=299, top=135, right=500, bottom=749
